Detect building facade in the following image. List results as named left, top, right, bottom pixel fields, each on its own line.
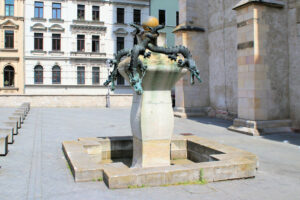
left=0, top=0, right=24, bottom=94
left=24, top=0, right=149, bottom=95
left=174, top=0, right=300, bottom=132
left=150, top=0, right=178, bottom=47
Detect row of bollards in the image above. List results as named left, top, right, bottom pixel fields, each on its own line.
left=0, top=103, right=31, bottom=156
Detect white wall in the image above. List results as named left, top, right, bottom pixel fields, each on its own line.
left=24, top=0, right=149, bottom=95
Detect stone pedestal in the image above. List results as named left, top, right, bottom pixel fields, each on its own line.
left=119, top=55, right=187, bottom=168
left=130, top=91, right=174, bottom=168
left=230, top=0, right=291, bottom=135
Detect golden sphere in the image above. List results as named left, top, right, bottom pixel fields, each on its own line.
left=142, top=16, right=159, bottom=30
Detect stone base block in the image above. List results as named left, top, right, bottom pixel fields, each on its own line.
left=16, top=108, right=28, bottom=117
left=173, top=107, right=208, bottom=118
left=0, top=128, right=13, bottom=144
left=0, top=133, right=9, bottom=156
left=132, top=138, right=171, bottom=168
left=4, top=121, right=18, bottom=135
left=14, top=111, right=25, bottom=121
left=8, top=117, right=21, bottom=129
left=12, top=113, right=23, bottom=124
left=228, top=118, right=292, bottom=136
left=62, top=135, right=258, bottom=189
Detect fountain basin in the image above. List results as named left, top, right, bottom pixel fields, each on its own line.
left=62, top=134, right=258, bottom=189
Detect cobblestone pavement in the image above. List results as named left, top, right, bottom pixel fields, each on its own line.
left=0, top=108, right=300, bottom=200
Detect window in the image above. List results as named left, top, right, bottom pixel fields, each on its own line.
left=52, top=65, right=61, bottom=84
left=133, top=9, right=141, bottom=25
left=52, top=3, right=61, bottom=19
left=159, top=10, right=166, bottom=25
left=5, top=30, right=14, bottom=49
left=117, top=8, right=124, bottom=23
left=116, top=37, right=124, bottom=52
left=77, top=5, right=85, bottom=20
left=34, top=2, right=43, bottom=18
left=117, top=71, right=124, bottom=85
left=34, top=65, right=43, bottom=84
left=3, top=66, right=14, bottom=87
left=92, top=67, right=100, bottom=85
left=92, top=35, right=99, bottom=52
left=34, top=33, right=43, bottom=50
left=5, top=0, right=14, bottom=16
left=116, top=37, right=125, bottom=85
left=52, top=34, right=61, bottom=51
left=77, top=35, right=85, bottom=52
left=133, top=36, right=137, bottom=46
left=176, top=11, right=179, bottom=26
left=77, top=66, right=85, bottom=84
left=92, top=6, right=99, bottom=21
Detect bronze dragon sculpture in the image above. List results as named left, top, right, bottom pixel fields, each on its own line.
left=104, top=22, right=201, bottom=95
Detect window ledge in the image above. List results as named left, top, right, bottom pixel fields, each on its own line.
left=49, top=18, right=64, bottom=23
left=73, top=20, right=105, bottom=25
left=25, top=84, right=131, bottom=88
left=0, top=16, right=24, bottom=20
left=49, top=51, right=64, bottom=55
left=70, top=51, right=106, bottom=56
left=0, top=87, right=19, bottom=91
left=31, top=17, right=47, bottom=22
left=0, top=48, right=18, bottom=52
left=114, top=23, right=127, bottom=26
left=31, top=50, right=47, bottom=54
left=91, top=52, right=106, bottom=56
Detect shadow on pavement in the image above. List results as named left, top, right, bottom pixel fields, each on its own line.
left=262, top=133, right=300, bottom=147
left=187, top=117, right=233, bottom=128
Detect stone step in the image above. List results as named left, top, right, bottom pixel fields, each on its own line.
left=15, top=109, right=27, bottom=117
left=12, top=113, right=24, bottom=124
left=3, top=121, right=18, bottom=135
left=0, top=133, right=9, bottom=156
left=8, top=117, right=21, bottom=129
left=14, top=111, right=26, bottom=120
left=0, top=128, right=14, bottom=144
left=229, top=119, right=293, bottom=136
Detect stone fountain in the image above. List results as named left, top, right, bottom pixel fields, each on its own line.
left=120, top=54, right=188, bottom=168
left=62, top=17, right=257, bottom=189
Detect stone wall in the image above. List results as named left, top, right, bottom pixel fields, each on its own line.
left=264, top=4, right=290, bottom=120
left=0, top=0, right=25, bottom=94
left=176, top=0, right=300, bottom=128
left=288, top=0, right=300, bottom=129
left=208, top=0, right=240, bottom=117
left=174, top=0, right=210, bottom=118
left=0, top=95, right=133, bottom=108
left=175, top=0, right=240, bottom=119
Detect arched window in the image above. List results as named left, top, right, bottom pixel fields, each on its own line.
left=52, top=65, right=61, bottom=84
left=4, top=65, right=14, bottom=87
left=34, top=65, right=43, bottom=84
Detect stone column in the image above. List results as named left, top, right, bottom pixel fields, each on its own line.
left=229, top=0, right=291, bottom=135
left=118, top=55, right=188, bottom=168
left=173, top=0, right=210, bottom=118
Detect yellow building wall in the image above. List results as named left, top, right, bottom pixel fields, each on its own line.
left=0, top=0, right=24, bottom=94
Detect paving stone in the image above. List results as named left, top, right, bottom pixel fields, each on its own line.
left=0, top=108, right=299, bottom=200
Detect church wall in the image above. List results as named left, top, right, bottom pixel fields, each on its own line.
left=207, top=0, right=240, bottom=118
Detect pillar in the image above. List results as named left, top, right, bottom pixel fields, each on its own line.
left=229, top=0, right=291, bottom=135
left=173, top=0, right=210, bottom=118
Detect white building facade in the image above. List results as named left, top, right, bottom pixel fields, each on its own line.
left=24, top=0, right=149, bottom=95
